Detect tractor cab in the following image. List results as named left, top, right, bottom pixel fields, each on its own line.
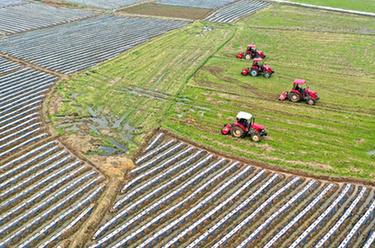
left=235, top=111, right=254, bottom=130
left=247, top=44, right=256, bottom=52
left=221, top=111, right=267, bottom=142
left=292, top=79, right=307, bottom=95
left=252, top=57, right=263, bottom=67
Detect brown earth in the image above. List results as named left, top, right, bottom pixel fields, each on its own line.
left=120, top=3, right=212, bottom=20
left=42, top=81, right=136, bottom=247
left=59, top=134, right=135, bottom=248
left=37, top=0, right=101, bottom=10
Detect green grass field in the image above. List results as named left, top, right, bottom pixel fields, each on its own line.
left=290, top=0, right=375, bottom=13
left=51, top=21, right=235, bottom=153
left=51, top=5, right=375, bottom=181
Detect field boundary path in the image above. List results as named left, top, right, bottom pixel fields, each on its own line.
left=269, top=0, right=375, bottom=17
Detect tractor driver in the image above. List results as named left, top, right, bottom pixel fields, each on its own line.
left=237, top=118, right=249, bottom=128
left=247, top=44, right=256, bottom=52
left=247, top=44, right=256, bottom=57
left=253, top=59, right=263, bottom=70
left=295, top=84, right=305, bottom=95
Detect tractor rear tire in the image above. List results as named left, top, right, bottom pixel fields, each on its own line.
left=250, top=70, right=258, bottom=77
left=264, top=72, right=271, bottom=78
left=289, top=92, right=301, bottom=102
left=307, top=99, right=315, bottom=105
left=251, top=133, right=261, bottom=142
left=231, top=126, right=244, bottom=138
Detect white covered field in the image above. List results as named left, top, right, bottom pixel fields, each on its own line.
left=89, top=132, right=375, bottom=248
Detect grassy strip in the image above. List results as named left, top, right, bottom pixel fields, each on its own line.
left=248, top=5, right=375, bottom=34
left=288, top=0, right=375, bottom=13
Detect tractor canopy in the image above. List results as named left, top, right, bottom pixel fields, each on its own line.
left=253, top=58, right=263, bottom=63
left=247, top=44, right=256, bottom=49
left=293, top=79, right=306, bottom=85
left=236, top=111, right=253, bottom=121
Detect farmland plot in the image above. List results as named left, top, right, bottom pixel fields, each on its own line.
left=0, top=57, right=21, bottom=74
left=0, top=59, right=56, bottom=158
left=89, top=132, right=375, bottom=248
left=0, top=57, right=106, bottom=247
left=0, top=0, right=25, bottom=8
left=0, top=3, right=95, bottom=35
left=0, top=141, right=105, bottom=247
left=155, top=0, right=237, bottom=9
left=0, top=16, right=187, bottom=74
left=206, top=0, right=271, bottom=23
left=63, top=0, right=144, bottom=9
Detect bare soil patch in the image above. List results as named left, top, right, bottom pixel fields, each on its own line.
left=121, top=3, right=212, bottom=20
left=38, top=0, right=97, bottom=10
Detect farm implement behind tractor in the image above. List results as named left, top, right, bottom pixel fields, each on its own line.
left=279, top=79, right=319, bottom=105
left=221, top=112, right=267, bottom=142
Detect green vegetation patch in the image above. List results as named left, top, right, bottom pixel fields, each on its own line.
left=289, top=0, right=375, bottom=13
left=248, top=4, right=375, bottom=34
left=51, top=22, right=234, bottom=155
left=163, top=5, right=375, bottom=181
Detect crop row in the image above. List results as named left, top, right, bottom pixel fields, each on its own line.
left=0, top=62, right=56, bottom=159
left=0, top=2, right=95, bottom=35
left=0, top=16, right=187, bottom=74
left=0, top=139, right=105, bottom=247
left=205, top=0, right=271, bottom=23
left=0, top=56, right=21, bottom=74
left=0, top=58, right=106, bottom=247
left=89, top=132, right=375, bottom=248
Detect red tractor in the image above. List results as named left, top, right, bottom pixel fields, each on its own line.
left=221, top=112, right=267, bottom=142
left=279, top=79, right=319, bottom=105
left=241, top=58, right=274, bottom=78
left=236, top=44, right=266, bottom=60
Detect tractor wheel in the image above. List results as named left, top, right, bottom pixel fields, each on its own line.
left=231, top=126, right=244, bottom=138
left=250, top=69, right=258, bottom=77
left=245, top=54, right=251, bottom=60
left=251, top=133, right=261, bottom=142
left=289, top=92, right=301, bottom=102
left=264, top=72, right=271, bottom=78
left=307, top=99, right=315, bottom=105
